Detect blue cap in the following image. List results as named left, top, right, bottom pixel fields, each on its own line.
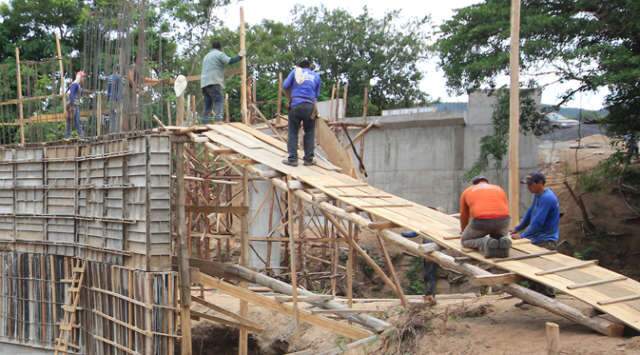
left=522, top=171, right=546, bottom=185
left=401, top=231, right=418, bottom=238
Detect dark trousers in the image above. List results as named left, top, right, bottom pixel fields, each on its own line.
left=287, top=103, right=316, bottom=162
left=202, top=84, right=224, bottom=123
left=423, top=259, right=438, bottom=296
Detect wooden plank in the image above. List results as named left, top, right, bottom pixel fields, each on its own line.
left=324, top=183, right=369, bottom=189
left=567, top=276, right=627, bottom=290
left=535, top=260, right=598, bottom=276
left=367, top=221, right=397, bottom=230
left=495, top=250, right=557, bottom=263
left=194, top=272, right=371, bottom=339
left=315, top=118, right=356, bottom=177
left=597, top=294, right=640, bottom=306
left=472, top=273, right=521, bottom=286
left=191, top=310, right=263, bottom=333
left=358, top=204, right=413, bottom=208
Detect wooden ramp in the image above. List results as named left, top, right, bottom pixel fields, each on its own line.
left=194, top=122, right=640, bottom=333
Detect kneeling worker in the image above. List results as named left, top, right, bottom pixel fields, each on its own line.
left=459, top=176, right=511, bottom=258
left=282, top=59, right=321, bottom=167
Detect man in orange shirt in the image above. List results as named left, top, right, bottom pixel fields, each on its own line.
left=459, top=176, right=511, bottom=258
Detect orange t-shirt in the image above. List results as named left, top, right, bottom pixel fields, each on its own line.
left=459, top=183, right=509, bottom=224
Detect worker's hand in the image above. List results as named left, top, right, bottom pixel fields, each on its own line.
left=511, top=232, right=521, bottom=239
left=238, top=49, right=246, bottom=57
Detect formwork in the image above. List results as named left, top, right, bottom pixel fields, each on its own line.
left=0, top=133, right=179, bottom=354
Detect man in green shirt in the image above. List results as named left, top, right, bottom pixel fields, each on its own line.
left=200, top=40, right=244, bottom=123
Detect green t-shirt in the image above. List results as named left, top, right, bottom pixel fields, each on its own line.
left=200, top=49, right=230, bottom=88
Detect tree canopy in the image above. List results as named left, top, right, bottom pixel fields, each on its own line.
left=436, top=0, right=640, bottom=135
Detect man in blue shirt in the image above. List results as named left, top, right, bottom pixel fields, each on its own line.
left=65, top=71, right=86, bottom=138
left=512, top=171, right=560, bottom=300
left=200, top=40, right=244, bottom=123
left=282, top=59, right=321, bottom=167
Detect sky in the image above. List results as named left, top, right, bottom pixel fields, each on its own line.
left=214, top=0, right=607, bottom=110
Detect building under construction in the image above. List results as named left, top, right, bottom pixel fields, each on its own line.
left=0, top=4, right=638, bottom=355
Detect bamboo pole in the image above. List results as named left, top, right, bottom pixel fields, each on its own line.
left=335, top=81, right=341, bottom=121
left=347, top=223, right=354, bottom=309
left=288, top=179, right=299, bottom=326
left=342, top=83, right=348, bottom=119
left=177, top=95, right=185, bottom=126
left=15, top=47, right=25, bottom=145
left=376, top=233, right=408, bottom=307
left=360, top=85, right=369, bottom=163
left=329, top=85, right=336, bottom=122
left=239, top=167, right=249, bottom=355
left=224, top=94, right=230, bottom=123
left=508, top=0, right=521, bottom=225
left=96, top=94, right=102, bottom=136
left=55, top=33, right=66, bottom=122
left=240, top=7, right=248, bottom=124
left=166, top=100, right=172, bottom=125
left=175, top=139, right=192, bottom=355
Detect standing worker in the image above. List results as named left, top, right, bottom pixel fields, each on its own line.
left=65, top=71, right=86, bottom=138
left=200, top=40, right=244, bottom=123
left=511, top=172, right=560, bottom=300
left=459, top=176, right=512, bottom=258
left=282, top=59, right=321, bottom=167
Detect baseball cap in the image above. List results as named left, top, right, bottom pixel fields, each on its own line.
left=521, top=172, right=546, bottom=185
left=471, top=175, right=489, bottom=185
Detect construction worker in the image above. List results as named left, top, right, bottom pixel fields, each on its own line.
left=459, top=176, right=511, bottom=258
left=200, top=40, right=245, bottom=123
left=65, top=71, right=86, bottom=138
left=282, top=59, right=321, bottom=167
left=402, top=231, right=438, bottom=306
left=511, top=171, right=560, bottom=300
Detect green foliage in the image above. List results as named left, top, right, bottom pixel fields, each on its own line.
left=404, top=257, right=425, bottom=295
left=464, top=87, right=546, bottom=181
left=436, top=0, right=640, bottom=137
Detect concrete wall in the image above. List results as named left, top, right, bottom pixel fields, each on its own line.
left=341, top=91, right=539, bottom=214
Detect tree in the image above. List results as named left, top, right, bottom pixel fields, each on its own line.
left=435, top=0, right=640, bottom=136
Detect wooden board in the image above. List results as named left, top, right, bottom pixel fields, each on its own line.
left=197, top=123, right=640, bottom=332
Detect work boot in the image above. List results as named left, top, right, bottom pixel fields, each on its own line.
left=282, top=159, right=298, bottom=167
left=484, top=237, right=501, bottom=258
left=303, top=158, right=315, bottom=166
left=497, top=236, right=512, bottom=258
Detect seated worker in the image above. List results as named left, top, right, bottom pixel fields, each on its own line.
left=459, top=176, right=511, bottom=258
left=511, top=171, right=560, bottom=299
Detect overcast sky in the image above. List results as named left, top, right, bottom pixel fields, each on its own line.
left=214, top=0, right=607, bottom=110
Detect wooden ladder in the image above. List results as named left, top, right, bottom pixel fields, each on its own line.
left=54, top=258, right=86, bottom=355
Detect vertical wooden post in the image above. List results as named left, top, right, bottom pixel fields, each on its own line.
left=359, top=85, right=369, bottom=163
left=330, top=223, right=337, bottom=296
left=287, top=179, right=299, bottom=326
left=15, top=47, right=25, bottom=145
left=166, top=100, right=172, bottom=126
left=144, top=273, right=153, bottom=355
left=508, top=0, right=521, bottom=225
left=252, top=77, right=257, bottom=104
left=276, top=72, right=283, bottom=124
left=298, top=198, right=306, bottom=289
left=55, top=33, right=66, bottom=121
left=342, top=83, right=348, bottom=119
left=96, top=94, right=102, bottom=136
left=239, top=7, right=248, bottom=124
left=347, top=223, right=354, bottom=309
left=190, top=95, right=196, bottom=122
left=329, top=85, right=336, bottom=122
left=334, top=81, right=341, bottom=121
left=238, top=168, right=250, bottom=355
left=175, top=139, right=192, bottom=355
left=545, top=322, right=560, bottom=355
left=176, top=95, right=185, bottom=126
left=224, top=94, right=230, bottom=123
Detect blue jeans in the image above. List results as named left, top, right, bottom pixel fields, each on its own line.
left=65, top=104, right=84, bottom=138
left=287, top=103, right=315, bottom=162
left=202, top=84, right=224, bottom=123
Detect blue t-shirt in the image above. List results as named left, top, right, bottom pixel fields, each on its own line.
left=515, top=188, right=560, bottom=244
left=283, top=67, right=321, bottom=108
left=68, top=82, right=81, bottom=106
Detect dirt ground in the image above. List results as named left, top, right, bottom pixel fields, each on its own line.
left=190, top=290, right=640, bottom=354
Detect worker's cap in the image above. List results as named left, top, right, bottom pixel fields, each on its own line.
left=521, top=171, right=546, bottom=185
left=471, top=175, right=489, bottom=185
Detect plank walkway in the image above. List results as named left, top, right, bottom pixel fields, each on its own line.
left=197, top=122, right=640, bottom=332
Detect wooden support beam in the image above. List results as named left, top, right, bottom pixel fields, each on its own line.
left=15, top=47, right=25, bottom=145
left=472, top=273, right=521, bottom=286
left=567, top=276, right=627, bottom=290
left=239, top=166, right=250, bottom=355
left=194, top=272, right=372, bottom=339
left=508, top=0, right=521, bottom=226
left=240, top=6, right=248, bottom=124
left=276, top=72, right=283, bottom=122
left=55, top=33, right=66, bottom=120
left=535, top=260, right=598, bottom=276
left=192, top=296, right=264, bottom=331
left=287, top=179, right=300, bottom=326
left=376, top=233, right=408, bottom=307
